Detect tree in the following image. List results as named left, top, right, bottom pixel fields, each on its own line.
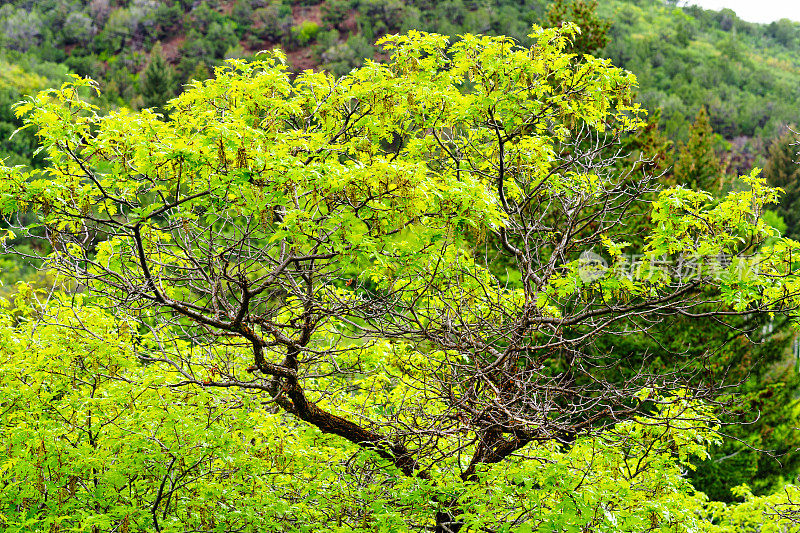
left=545, top=0, right=611, bottom=55
left=0, top=5, right=44, bottom=52
left=3, top=26, right=800, bottom=531
left=0, top=60, right=50, bottom=168
left=768, top=18, right=798, bottom=47
left=141, top=41, right=177, bottom=116
left=357, top=0, right=408, bottom=36
left=321, top=0, right=350, bottom=30
left=672, top=106, right=723, bottom=192
left=62, top=12, right=95, bottom=46
left=153, top=1, right=184, bottom=37
left=290, top=20, right=321, bottom=47
left=190, top=1, right=218, bottom=33
left=187, top=60, right=211, bottom=83
left=764, top=129, right=800, bottom=239
left=320, top=33, right=375, bottom=76
left=252, top=4, right=292, bottom=42
left=206, top=21, right=239, bottom=58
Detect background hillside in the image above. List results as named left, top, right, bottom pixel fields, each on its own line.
left=3, top=0, right=800, bottom=149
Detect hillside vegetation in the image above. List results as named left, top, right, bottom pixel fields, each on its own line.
left=3, top=0, right=800, bottom=149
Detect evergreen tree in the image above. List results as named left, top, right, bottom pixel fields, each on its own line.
left=627, top=109, right=673, bottom=178
left=672, top=106, right=722, bottom=192
left=141, top=41, right=176, bottom=116
left=188, top=61, right=211, bottom=83
left=545, top=0, right=611, bottom=56
left=763, top=129, right=800, bottom=239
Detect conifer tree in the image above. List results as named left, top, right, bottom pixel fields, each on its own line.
left=188, top=61, right=211, bottom=83
left=627, top=109, right=673, bottom=178
left=545, top=0, right=611, bottom=55
left=764, top=129, right=800, bottom=239
left=141, top=41, right=176, bottom=116
left=672, top=106, right=722, bottom=192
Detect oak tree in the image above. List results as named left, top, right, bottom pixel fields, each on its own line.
left=3, top=25, right=800, bottom=531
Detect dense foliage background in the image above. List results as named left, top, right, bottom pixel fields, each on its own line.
left=4, top=0, right=800, bottom=161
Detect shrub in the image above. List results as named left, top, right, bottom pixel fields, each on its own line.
left=291, top=20, right=320, bottom=46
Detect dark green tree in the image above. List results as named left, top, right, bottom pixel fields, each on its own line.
left=764, top=129, right=800, bottom=239
left=141, top=41, right=177, bottom=116
left=252, top=5, right=292, bottom=42
left=190, top=1, right=218, bottom=33
left=768, top=18, right=798, bottom=47
left=545, top=0, right=611, bottom=55
left=691, top=353, right=800, bottom=501
left=206, top=21, right=239, bottom=58
left=153, top=2, right=183, bottom=38
left=188, top=61, right=211, bottom=83
left=672, top=107, right=722, bottom=192
left=321, top=0, right=350, bottom=30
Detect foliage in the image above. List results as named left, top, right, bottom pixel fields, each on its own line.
left=291, top=20, right=321, bottom=46
left=0, top=58, right=67, bottom=168
left=322, top=0, right=352, bottom=29
left=2, top=0, right=800, bottom=529
left=671, top=107, right=723, bottom=191
left=1, top=0, right=800, bottom=157
left=707, top=483, right=800, bottom=533
left=320, top=34, right=375, bottom=75
left=545, top=0, right=611, bottom=55
left=0, top=295, right=719, bottom=532
left=253, top=3, right=293, bottom=41
left=600, top=0, right=800, bottom=140
left=3, top=25, right=800, bottom=530
left=140, top=41, right=177, bottom=116
left=764, top=128, right=800, bottom=239
left=692, top=366, right=800, bottom=501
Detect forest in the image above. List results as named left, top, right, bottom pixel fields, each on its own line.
left=2, top=0, right=800, bottom=531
